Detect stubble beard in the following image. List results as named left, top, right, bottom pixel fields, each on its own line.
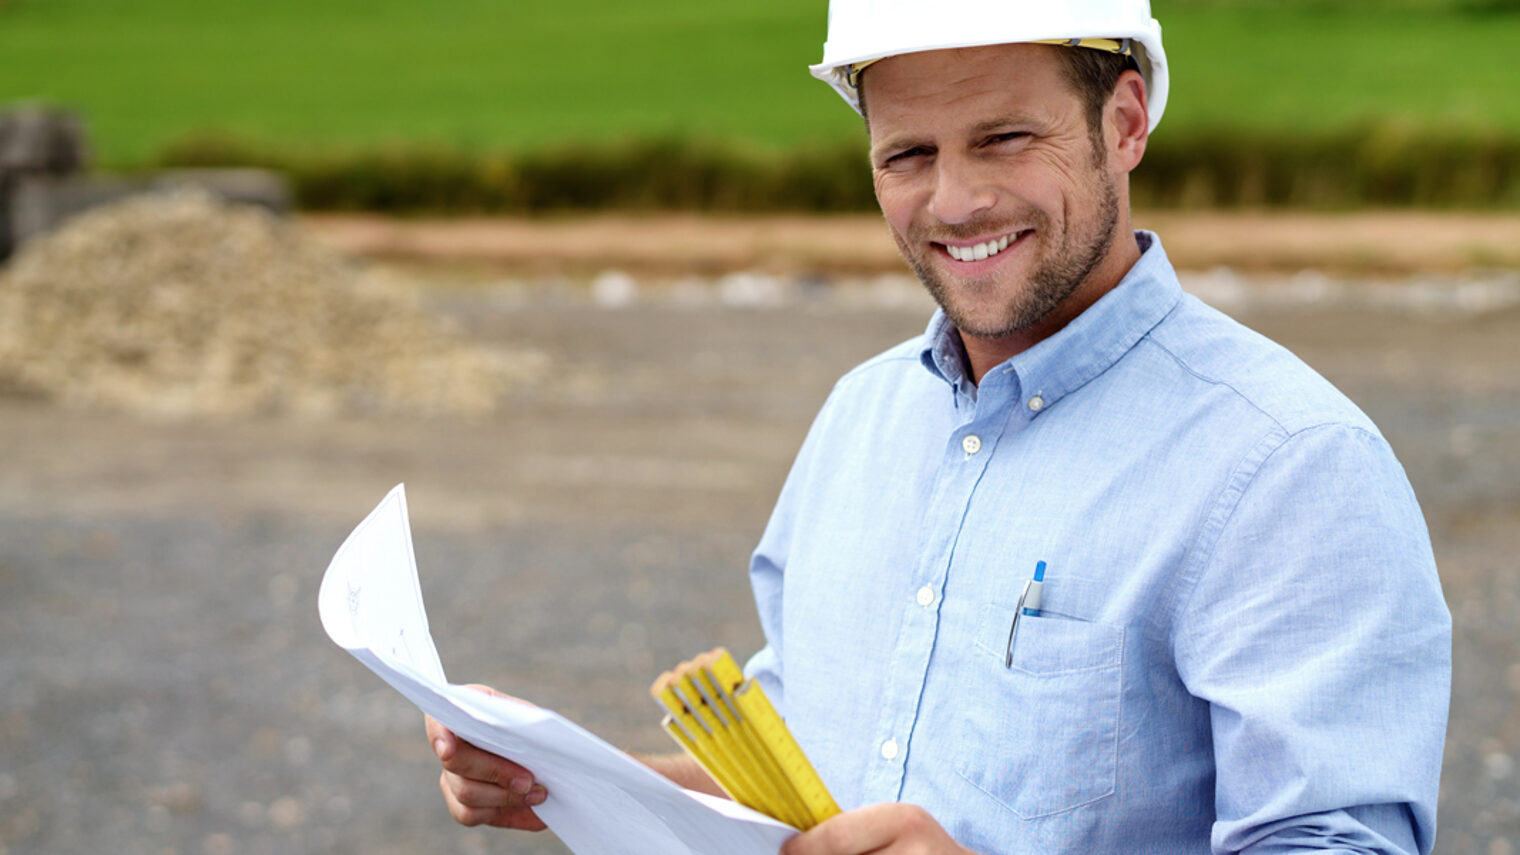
left=902, top=168, right=1122, bottom=341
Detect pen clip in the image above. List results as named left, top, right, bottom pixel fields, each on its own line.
left=1004, top=579, right=1035, bottom=668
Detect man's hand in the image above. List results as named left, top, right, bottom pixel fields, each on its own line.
left=781, top=803, right=975, bottom=855
left=424, top=685, right=548, bottom=831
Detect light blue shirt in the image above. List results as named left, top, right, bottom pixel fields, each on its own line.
left=745, top=233, right=1450, bottom=854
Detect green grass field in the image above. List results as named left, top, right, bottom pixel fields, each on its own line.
left=2, top=0, right=1517, bottom=167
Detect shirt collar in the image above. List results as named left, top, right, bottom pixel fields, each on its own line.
left=920, top=311, right=970, bottom=389
left=918, top=231, right=1182, bottom=410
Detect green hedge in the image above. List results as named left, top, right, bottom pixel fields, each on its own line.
left=155, top=125, right=1520, bottom=214
left=1136, top=124, right=1520, bottom=210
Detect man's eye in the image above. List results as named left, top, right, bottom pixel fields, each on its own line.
left=884, top=147, right=930, bottom=166
left=987, top=132, right=1027, bottom=146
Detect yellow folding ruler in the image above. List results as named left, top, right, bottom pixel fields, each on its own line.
left=650, top=648, right=841, bottom=830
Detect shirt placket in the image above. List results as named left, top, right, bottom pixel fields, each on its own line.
left=859, top=369, right=1022, bottom=803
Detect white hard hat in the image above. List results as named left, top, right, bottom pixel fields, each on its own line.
left=809, top=0, right=1169, bottom=133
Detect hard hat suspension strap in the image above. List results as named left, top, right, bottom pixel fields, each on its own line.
left=844, top=37, right=1132, bottom=92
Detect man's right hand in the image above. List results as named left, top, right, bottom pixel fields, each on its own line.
left=424, top=686, right=548, bottom=831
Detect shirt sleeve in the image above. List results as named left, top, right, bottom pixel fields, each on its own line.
left=742, top=386, right=845, bottom=716
left=1174, top=423, right=1451, bottom=855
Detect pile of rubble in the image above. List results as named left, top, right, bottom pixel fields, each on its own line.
left=0, top=190, right=542, bottom=417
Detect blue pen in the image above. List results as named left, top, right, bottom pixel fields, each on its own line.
left=1023, top=560, right=1046, bottom=616
left=1004, top=561, right=1046, bottom=668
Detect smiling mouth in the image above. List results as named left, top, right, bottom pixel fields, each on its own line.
left=939, top=230, right=1029, bottom=262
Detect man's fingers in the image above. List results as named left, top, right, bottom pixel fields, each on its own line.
left=439, top=771, right=548, bottom=830
left=782, top=809, right=886, bottom=855
left=428, top=724, right=536, bottom=789
left=424, top=685, right=549, bottom=832
left=445, top=769, right=547, bottom=809
left=484, top=806, right=549, bottom=832
left=424, top=714, right=455, bottom=759
left=443, top=737, right=537, bottom=788
left=782, top=803, right=951, bottom=855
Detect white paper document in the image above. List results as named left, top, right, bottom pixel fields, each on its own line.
left=319, top=484, right=796, bottom=855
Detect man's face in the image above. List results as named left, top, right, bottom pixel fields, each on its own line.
left=864, top=44, right=1123, bottom=341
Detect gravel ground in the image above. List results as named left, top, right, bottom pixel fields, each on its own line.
left=0, top=265, right=1516, bottom=855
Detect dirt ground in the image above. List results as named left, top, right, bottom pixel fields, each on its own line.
left=1, top=215, right=1518, bottom=855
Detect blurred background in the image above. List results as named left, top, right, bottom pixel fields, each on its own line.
left=0, top=0, right=1517, bottom=853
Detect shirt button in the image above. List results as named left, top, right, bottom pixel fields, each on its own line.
left=915, top=585, right=936, bottom=607
left=881, top=738, right=899, bottom=760
left=962, top=434, right=982, bottom=454
left=1027, top=395, right=1045, bottom=412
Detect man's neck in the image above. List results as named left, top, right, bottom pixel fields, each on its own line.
left=959, top=230, right=1143, bottom=385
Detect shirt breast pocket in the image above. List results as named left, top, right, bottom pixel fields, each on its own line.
left=956, top=605, right=1124, bottom=820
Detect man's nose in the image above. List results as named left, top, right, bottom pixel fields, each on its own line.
left=927, top=156, right=996, bottom=225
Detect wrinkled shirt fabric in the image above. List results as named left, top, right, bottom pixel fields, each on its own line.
left=745, top=232, right=1450, bottom=854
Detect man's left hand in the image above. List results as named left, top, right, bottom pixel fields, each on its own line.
left=780, top=803, right=975, bottom=855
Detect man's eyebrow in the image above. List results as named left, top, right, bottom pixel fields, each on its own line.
left=869, top=133, right=931, bottom=157
left=970, top=116, right=1031, bottom=135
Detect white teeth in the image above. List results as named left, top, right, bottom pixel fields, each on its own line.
left=946, top=232, right=1018, bottom=262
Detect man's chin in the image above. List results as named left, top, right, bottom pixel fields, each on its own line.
left=941, top=308, right=1042, bottom=341
left=911, top=265, right=1039, bottom=339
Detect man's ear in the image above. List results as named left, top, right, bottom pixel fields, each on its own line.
left=1106, top=68, right=1149, bottom=173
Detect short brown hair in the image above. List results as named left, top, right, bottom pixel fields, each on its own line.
left=1054, top=45, right=1135, bottom=135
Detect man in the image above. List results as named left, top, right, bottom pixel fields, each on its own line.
left=427, top=2, right=1452, bottom=852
